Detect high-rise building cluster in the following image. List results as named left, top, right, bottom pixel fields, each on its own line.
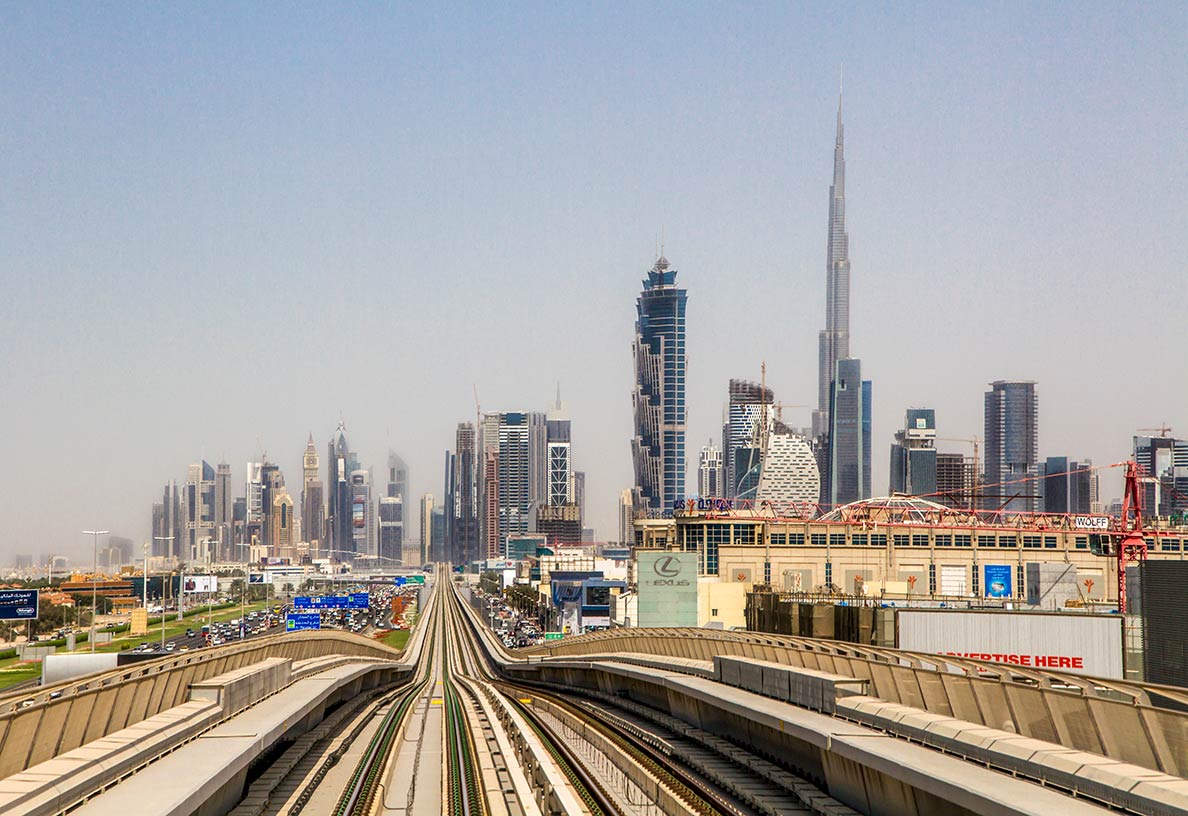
left=147, top=422, right=413, bottom=568
left=620, top=87, right=1120, bottom=530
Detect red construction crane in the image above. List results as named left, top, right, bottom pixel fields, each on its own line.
left=1115, top=460, right=1149, bottom=614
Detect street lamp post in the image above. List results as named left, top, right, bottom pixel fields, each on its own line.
left=153, top=536, right=174, bottom=650
left=82, top=530, right=109, bottom=652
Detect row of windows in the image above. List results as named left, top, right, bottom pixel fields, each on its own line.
left=677, top=525, right=1186, bottom=552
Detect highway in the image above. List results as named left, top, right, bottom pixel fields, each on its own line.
left=0, top=570, right=1184, bottom=816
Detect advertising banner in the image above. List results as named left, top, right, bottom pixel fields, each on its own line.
left=183, top=576, right=217, bottom=594
left=897, top=609, right=1123, bottom=678
left=286, top=613, right=321, bottom=631
left=248, top=573, right=271, bottom=584
left=0, top=589, right=39, bottom=620
left=983, top=564, right=1013, bottom=598
left=635, top=551, right=697, bottom=627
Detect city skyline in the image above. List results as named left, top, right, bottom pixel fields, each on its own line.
left=2, top=5, right=1186, bottom=560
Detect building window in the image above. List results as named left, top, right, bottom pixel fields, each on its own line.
left=929, top=563, right=937, bottom=594
left=894, top=534, right=910, bottom=547
left=870, top=534, right=887, bottom=547
left=1044, top=536, right=1058, bottom=549
left=829, top=533, right=846, bottom=547
left=955, top=535, right=972, bottom=548
left=852, top=534, right=867, bottom=546
left=1075, top=536, right=1088, bottom=550
left=999, top=536, right=1018, bottom=548
left=1023, top=536, right=1042, bottom=549
left=933, top=535, right=951, bottom=547
left=711, top=608, right=718, bottom=616
left=825, top=562, right=833, bottom=587
left=789, top=533, right=805, bottom=546
left=972, top=566, right=980, bottom=596
left=977, top=535, right=995, bottom=548
left=770, top=533, right=787, bottom=546
left=811, top=533, right=826, bottom=547
left=1162, top=538, right=1180, bottom=552
left=734, top=525, right=756, bottom=546
left=1016, top=564, right=1024, bottom=594
left=912, top=534, right=930, bottom=547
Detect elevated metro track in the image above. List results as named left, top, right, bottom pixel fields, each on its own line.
left=2, top=571, right=1186, bottom=815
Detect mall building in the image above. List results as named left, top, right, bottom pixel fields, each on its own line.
left=634, top=495, right=1188, bottom=604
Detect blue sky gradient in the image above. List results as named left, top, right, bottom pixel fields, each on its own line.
left=2, top=3, right=1185, bottom=560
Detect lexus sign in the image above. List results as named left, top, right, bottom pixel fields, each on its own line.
left=636, top=551, right=697, bottom=627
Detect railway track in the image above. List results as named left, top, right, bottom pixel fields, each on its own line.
left=234, top=570, right=837, bottom=816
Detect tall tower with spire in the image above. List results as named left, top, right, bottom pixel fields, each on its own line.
left=301, top=434, right=324, bottom=554
left=813, top=87, right=851, bottom=440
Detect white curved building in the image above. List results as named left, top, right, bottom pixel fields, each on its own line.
left=755, top=433, right=820, bottom=505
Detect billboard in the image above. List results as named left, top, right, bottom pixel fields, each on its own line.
left=352, top=497, right=366, bottom=528
left=248, top=573, right=271, bottom=584
left=897, top=609, right=1123, bottom=678
left=635, top=551, right=697, bottom=628
left=0, top=589, right=39, bottom=620
left=286, top=613, right=321, bottom=631
left=294, top=594, right=369, bottom=610
left=183, top=576, right=217, bottom=594
left=983, top=564, right=1013, bottom=598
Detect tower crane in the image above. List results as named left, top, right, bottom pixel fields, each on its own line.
left=934, top=436, right=980, bottom=510
left=1137, top=425, right=1174, bottom=438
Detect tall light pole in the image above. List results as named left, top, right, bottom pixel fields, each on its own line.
left=82, top=530, right=109, bottom=652
left=154, top=535, right=174, bottom=649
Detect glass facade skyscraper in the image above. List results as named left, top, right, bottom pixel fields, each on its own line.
left=984, top=380, right=1039, bottom=512
left=825, top=358, right=871, bottom=507
left=631, top=255, right=688, bottom=515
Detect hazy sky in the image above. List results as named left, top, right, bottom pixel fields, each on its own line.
left=2, top=4, right=1186, bottom=563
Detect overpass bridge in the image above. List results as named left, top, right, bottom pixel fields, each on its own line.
left=0, top=575, right=1185, bottom=816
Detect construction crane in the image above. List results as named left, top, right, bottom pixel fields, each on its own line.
left=1114, top=461, right=1148, bottom=613
left=934, top=437, right=980, bottom=510
left=1137, top=425, right=1174, bottom=438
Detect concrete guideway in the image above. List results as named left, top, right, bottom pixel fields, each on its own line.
left=3, top=570, right=1186, bottom=816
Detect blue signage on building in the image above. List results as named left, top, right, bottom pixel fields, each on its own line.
left=983, top=564, right=1013, bottom=598
left=0, top=590, right=38, bottom=620
left=286, top=613, right=321, bottom=631
left=347, top=592, right=370, bottom=609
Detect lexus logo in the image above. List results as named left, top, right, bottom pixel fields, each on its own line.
left=653, top=556, right=681, bottom=578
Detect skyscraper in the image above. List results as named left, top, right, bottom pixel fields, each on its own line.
left=183, top=460, right=216, bottom=562
left=214, top=462, right=233, bottom=561
left=546, top=392, right=573, bottom=507
left=825, top=358, right=871, bottom=506
left=984, top=381, right=1039, bottom=512
left=477, top=411, right=548, bottom=553
left=631, top=254, right=688, bottom=515
left=301, top=434, right=325, bottom=554
left=327, top=422, right=358, bottom=556
left=152, top=480, right=182, bottom=559
left=1133, top=435, right=1188, bottom=517
left=724, top=379, right=773, bottom=499
left=698, top=441, right=723, bottom=498
left=386, top=450, right=409, bottom=500
left=350, top=470, right=373, bottom=558
left=889, top=409, right=938, bottom=497
left=453, top=422, right=478, bottom=567
left=618, top=489, right=635, bottom=545
left=1042, top=457, right=1093, bottom=515
left=378, top=496, right=403, bottom=564
left=420, top=494, right=434, bottom=565
left=813, top=89, right=851, bottom=440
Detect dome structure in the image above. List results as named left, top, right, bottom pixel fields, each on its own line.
left=820, top=494, right=952, bottom=524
